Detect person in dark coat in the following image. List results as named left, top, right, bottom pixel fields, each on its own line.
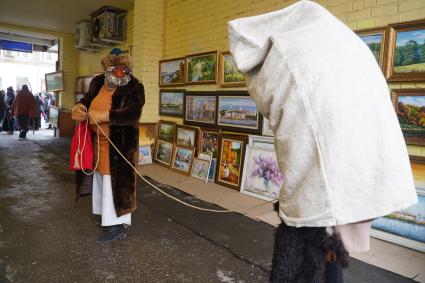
left=2, top=87, right=16, bottom=134
left=34, top=93, right=44, bottom=130
left=0, top=90, right=5, bottom=133
left=11, top=85, right=36, bottom=139
left=72, top=48, right=145, bottom=244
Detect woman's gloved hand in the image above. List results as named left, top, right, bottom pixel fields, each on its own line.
left=71, top=103, right=88, bottom=121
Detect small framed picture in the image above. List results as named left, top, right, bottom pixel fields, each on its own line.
left=386, top=19, right=425, bottom=81
left=75, top=77, right=85, bottom=93
left=356, top=27, right=387, bottom=74
left=191, top=158, right=212, bottom=182
left=262, top=117, right=274, bottom=136
left=154, top=140, right=174, bottom=167
left=45, top=71, right=64, bottom=92
left=198, top=128, right=220, bottom=158
left=171, top=146, right=195, bottom=175
left=159, top=89, right=185, bottom=117
left=391, top=89, right=425, bottom=145
left=208, top=158, right=217, bottom=182
left=139, top=123, right=158, bottom=157
left=240, top=145, right=283, bottom=201
left=184, top=92, right=217, bottom=127
left=158, top=120, right=176, bottom=143
left=219, top=51, right=245, bottom=87
left=176, top=124, right=199, bottom=148
left=217, top=135, right=247, bottom=190
left=198, top=152, right=212, bottom=161
left=248, top=135, right=275, bottom=151
left=217, top=92, right=262, bottom=134
left=159, top=57, right=185, bottom=86
left=138, top=144, right=153, bottom=165
left=185, top=51, right=218, bottom=84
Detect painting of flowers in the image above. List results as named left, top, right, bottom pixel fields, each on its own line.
left=159, top=57, right=185, bottom=86
left=241, top=146, right=283, bottom=201
left=217, top=136, right=246, bottom=189
left=186, top=51, right=218, bottom=84
left=393, top=89, right=425, bottom=145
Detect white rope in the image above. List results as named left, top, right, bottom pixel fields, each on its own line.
left=84, top=112, right=232, bottom=213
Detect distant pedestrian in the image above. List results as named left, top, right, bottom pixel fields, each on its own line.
left=0, top=90, right=5, bottom=132
left=34, top=93, right=44, bottom=130
left=2, top=87, right=16, bottom=134
left=11, top=85, right=36, bottom=139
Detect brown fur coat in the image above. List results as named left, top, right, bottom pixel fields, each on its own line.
left=75, top=74, right=145, bottom=216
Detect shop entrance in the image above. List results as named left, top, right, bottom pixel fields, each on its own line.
left=0, top=32, right=59, bottom=136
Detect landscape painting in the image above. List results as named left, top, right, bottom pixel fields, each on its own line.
left=158, top=121, right=176, bottom=142
left=184, top=94, right=217, bottom=126
left=176, top=126, right=198, bottom=148
left=159, top=58, right=185, bottom=86
left=387, top=21, right=425, bottom=81
left=171, top=146, right=195, bottom=175
left=199, top=129, right=219, bottom=158
left=240, top=146, right=283, bottom=201
left=138, top=144, right=152, bottom=165
left=159, top=90, right=184, bottom=117
left=218, top=96, right=260, bottom=131
left=220, top=52, right=245, bottom=87
left=186, top=51, right=218, bottom=84
left=217, top=136, right=246, bottom=189
left=357, top=28, right=386, bottom=71
left=394, top=29, right=425, bottom=74
left=154, top=140, right=173, bottom=167
left=394, top=90, right=425, bottom=145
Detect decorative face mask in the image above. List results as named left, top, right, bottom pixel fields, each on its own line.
left=105, top=66, right=131, bottom=88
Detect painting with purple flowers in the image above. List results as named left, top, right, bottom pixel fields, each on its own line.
left=240, top=146, right=284, bottom=201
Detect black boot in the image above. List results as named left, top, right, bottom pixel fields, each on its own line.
left=97, top=224, right=126, bottom=244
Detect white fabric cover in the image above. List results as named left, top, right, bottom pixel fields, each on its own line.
left=228, top=0, right=417, bottom=227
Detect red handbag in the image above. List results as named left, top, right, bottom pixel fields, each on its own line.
left=69, top=120, right=94, bottom=171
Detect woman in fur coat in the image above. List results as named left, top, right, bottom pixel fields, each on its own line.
left=72, top=48, right=145, bottom=244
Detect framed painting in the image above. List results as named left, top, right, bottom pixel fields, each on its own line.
left=185, top=51, right=218, bottom=84
left=45, top=71, right=64, bottom=92
left=139, top=123, right=158, bottom=157
left=198, top=128, right=220, bottom=158
left=392, top=89, right=425, bottom=145
left=217, top=135, right=247, bottom=190
left=217, top=92, right=262, bottom=134
left=171, top=145, right=195, bottom=175
left=184, top=92, right=217, bottom=127
left=75, top=77, right=85, bottom=93
left=219, top=51, right=245, bottom=87
left=159, top=57, right=185, bottom=86
left=262, top=117, right=274, bottom=137
left=138, top=144, right=153, bottom=165
left=159, top=90, right=185, bottom=117
left=158, top=120, right=176, bottom=143
left=176, top=124, right=199, bottom=148
left=208, top=158, right=217, bottom=182
left=356, top=27, right=387, bottom=73
left=240, top=145, right=284, bottom=201
left=191, top=158, right=211, bottom=182
left=410, top=155, right=425, bottom=165
left=154, top=140, right=174, bottom=167
left=386, top=19, right=425, bottom=81
left=198, top=152, right=212, bottom=161
left=248, top=135, right=275, bottom=151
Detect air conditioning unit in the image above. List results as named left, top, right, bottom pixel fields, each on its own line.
left=74, top=21, right=101, bottom=52
left=91, top=6, right=126, bottom=45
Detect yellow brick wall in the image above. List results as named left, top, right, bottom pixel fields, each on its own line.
left=132, top=0, right=165, bottom=123
left=78, top=10, right=134, bottom=76
left=0, top=22, right=78, bottom=109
